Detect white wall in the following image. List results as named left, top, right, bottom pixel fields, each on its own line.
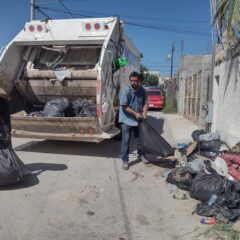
left=212, top=57, right=240, bottom=147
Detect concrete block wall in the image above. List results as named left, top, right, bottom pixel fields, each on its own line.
left=212, top=56, right=240, bottom=147
left=177, top=55, right=212, bottom=127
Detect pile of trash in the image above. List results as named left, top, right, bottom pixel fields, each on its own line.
left=27, top=97, right=96, bottom=118
left=165, top=130, right=240, bottom=222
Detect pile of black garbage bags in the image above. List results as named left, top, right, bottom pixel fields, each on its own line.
left=166, top=130, right=240, bottom=221
left=28, top=97, right=97, bottom=118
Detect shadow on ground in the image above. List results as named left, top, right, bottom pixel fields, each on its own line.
left=0, top=162, right=68, bottom=190
left=146, top=154, right=176, bottom=169
left=14, top=139, right=122, bottom=158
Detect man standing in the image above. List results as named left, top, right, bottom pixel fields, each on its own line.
left=119, top=71, right=149, bottom=170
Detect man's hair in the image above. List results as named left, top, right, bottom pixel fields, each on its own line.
left=129, top=71, right=140, bottom=80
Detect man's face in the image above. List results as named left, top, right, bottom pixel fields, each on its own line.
left=130, top=76, right=140, bottom=89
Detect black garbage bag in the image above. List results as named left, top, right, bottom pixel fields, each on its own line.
left=138, top=121, right=174, bottom=157
left=199, top=150, right=218, bottom=158
left=192, top=129, right=206, bottom=141
left=166, top=166, right=197, bottom=191
left=195, top=180, right=240, bottom=220
left=72, top=98, right=96, bottom=117
left=0, top=148, right=31, bottom=186
left=189, top=172, right=223, bottom=202
left=196, top=202, right=240, bottom=221
left=196, top=202, right=219, bottom=217
left=199, top=139, right=221, bottom=152
left=43, top=98, right=69, bottom=117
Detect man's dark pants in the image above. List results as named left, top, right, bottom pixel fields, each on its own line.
left=121, top=123, right=143, bottom=162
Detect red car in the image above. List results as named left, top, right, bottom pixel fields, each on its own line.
left=146, top=88, right=165, bottom=110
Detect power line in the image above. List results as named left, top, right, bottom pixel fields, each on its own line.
left=35, top=5, right=51, bottom=19
left=38, top=6, right=92, bottom=17
left=125, top=21, right=209, bottom=37
left=38, top=3, right=209, bottom=24
left=37, top=6, right=210, bottom=37
left=57, top=0, right=75, bottom=18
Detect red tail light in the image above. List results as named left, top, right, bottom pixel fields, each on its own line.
left=37, top=25, right=43, bottom=32
left=85, top=23, right=91, bottom=30
left=29, top=25, right=35, bottom=32
left=94, top=23, right=100, bottom=30
left=88, top=128, right=95, bottom=134
left=79, top=128, right=85, bottom=134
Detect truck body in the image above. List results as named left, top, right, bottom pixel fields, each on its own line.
left=0, top=17, right=140, bottom=142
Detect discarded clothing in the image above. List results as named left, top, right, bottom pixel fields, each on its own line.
left=138, top=121, right=174, bottom=157
left=43, top=98, right=69, bottom=117
left=222, top=154, right=240, bottom=181
left=72, top=98, right=96, bottom=117
left=230, top=142, right=240, bottom=155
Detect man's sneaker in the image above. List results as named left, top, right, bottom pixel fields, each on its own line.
left=122, top=161, right=129, bottom=170
left=139, top=155, right=150, bottom=164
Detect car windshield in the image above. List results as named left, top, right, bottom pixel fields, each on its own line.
left=146, top=91, right=162, bottom=96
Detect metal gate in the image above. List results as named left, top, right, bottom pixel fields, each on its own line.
left=184, top=71, right=201, bottom=124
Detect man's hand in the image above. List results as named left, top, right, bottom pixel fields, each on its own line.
left=143, top=114, right=147, bottom=120
left=135, top=113, right=143, bottom=120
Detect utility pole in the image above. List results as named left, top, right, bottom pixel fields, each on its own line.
left=30, top=0, right=36, bottom=21
left=170, top=43, right=176, bottom=78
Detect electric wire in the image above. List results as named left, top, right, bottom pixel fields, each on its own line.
left=57, top=0, right=75, bottom=18
left=37, top=6, right=210, bottom=37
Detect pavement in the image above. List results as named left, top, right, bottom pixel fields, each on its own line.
left=0, top=111, right=208, bottom=240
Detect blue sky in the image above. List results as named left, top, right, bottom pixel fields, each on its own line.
left=0, top=0, right=211, bottom=76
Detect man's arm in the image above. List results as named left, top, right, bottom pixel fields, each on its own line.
left=143, top=103, right=148, bottom=119
left=123, top=106, right=143, bottom=120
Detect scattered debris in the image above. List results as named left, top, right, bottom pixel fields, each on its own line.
left=232, top=221, right=240, bottom=232
left=173, top=193, right=188, bottom=200
left=130, top=171, right=144, bottom=182
left=200, top=217, right=216, bottom=225
left=203, top=219, right=240, bottom=240
left=186, top=141, right=198, bottom=156
left=86, top=210, right=95, bottom=216
left=167, top=183, right=178, bottom=194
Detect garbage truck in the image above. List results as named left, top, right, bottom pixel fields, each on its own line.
left=0, top=17, right=141, bottom=142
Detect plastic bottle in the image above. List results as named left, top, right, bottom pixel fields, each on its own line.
left=208, top=194, right=218, bottom=206
left=200, top=218, right=216, bottom=225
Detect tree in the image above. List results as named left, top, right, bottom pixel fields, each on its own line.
left=213, top=0, right=240, bottom=46
left=148, top=75, right=159, bottom=86
left=140, top=64, right=149, bottom=85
